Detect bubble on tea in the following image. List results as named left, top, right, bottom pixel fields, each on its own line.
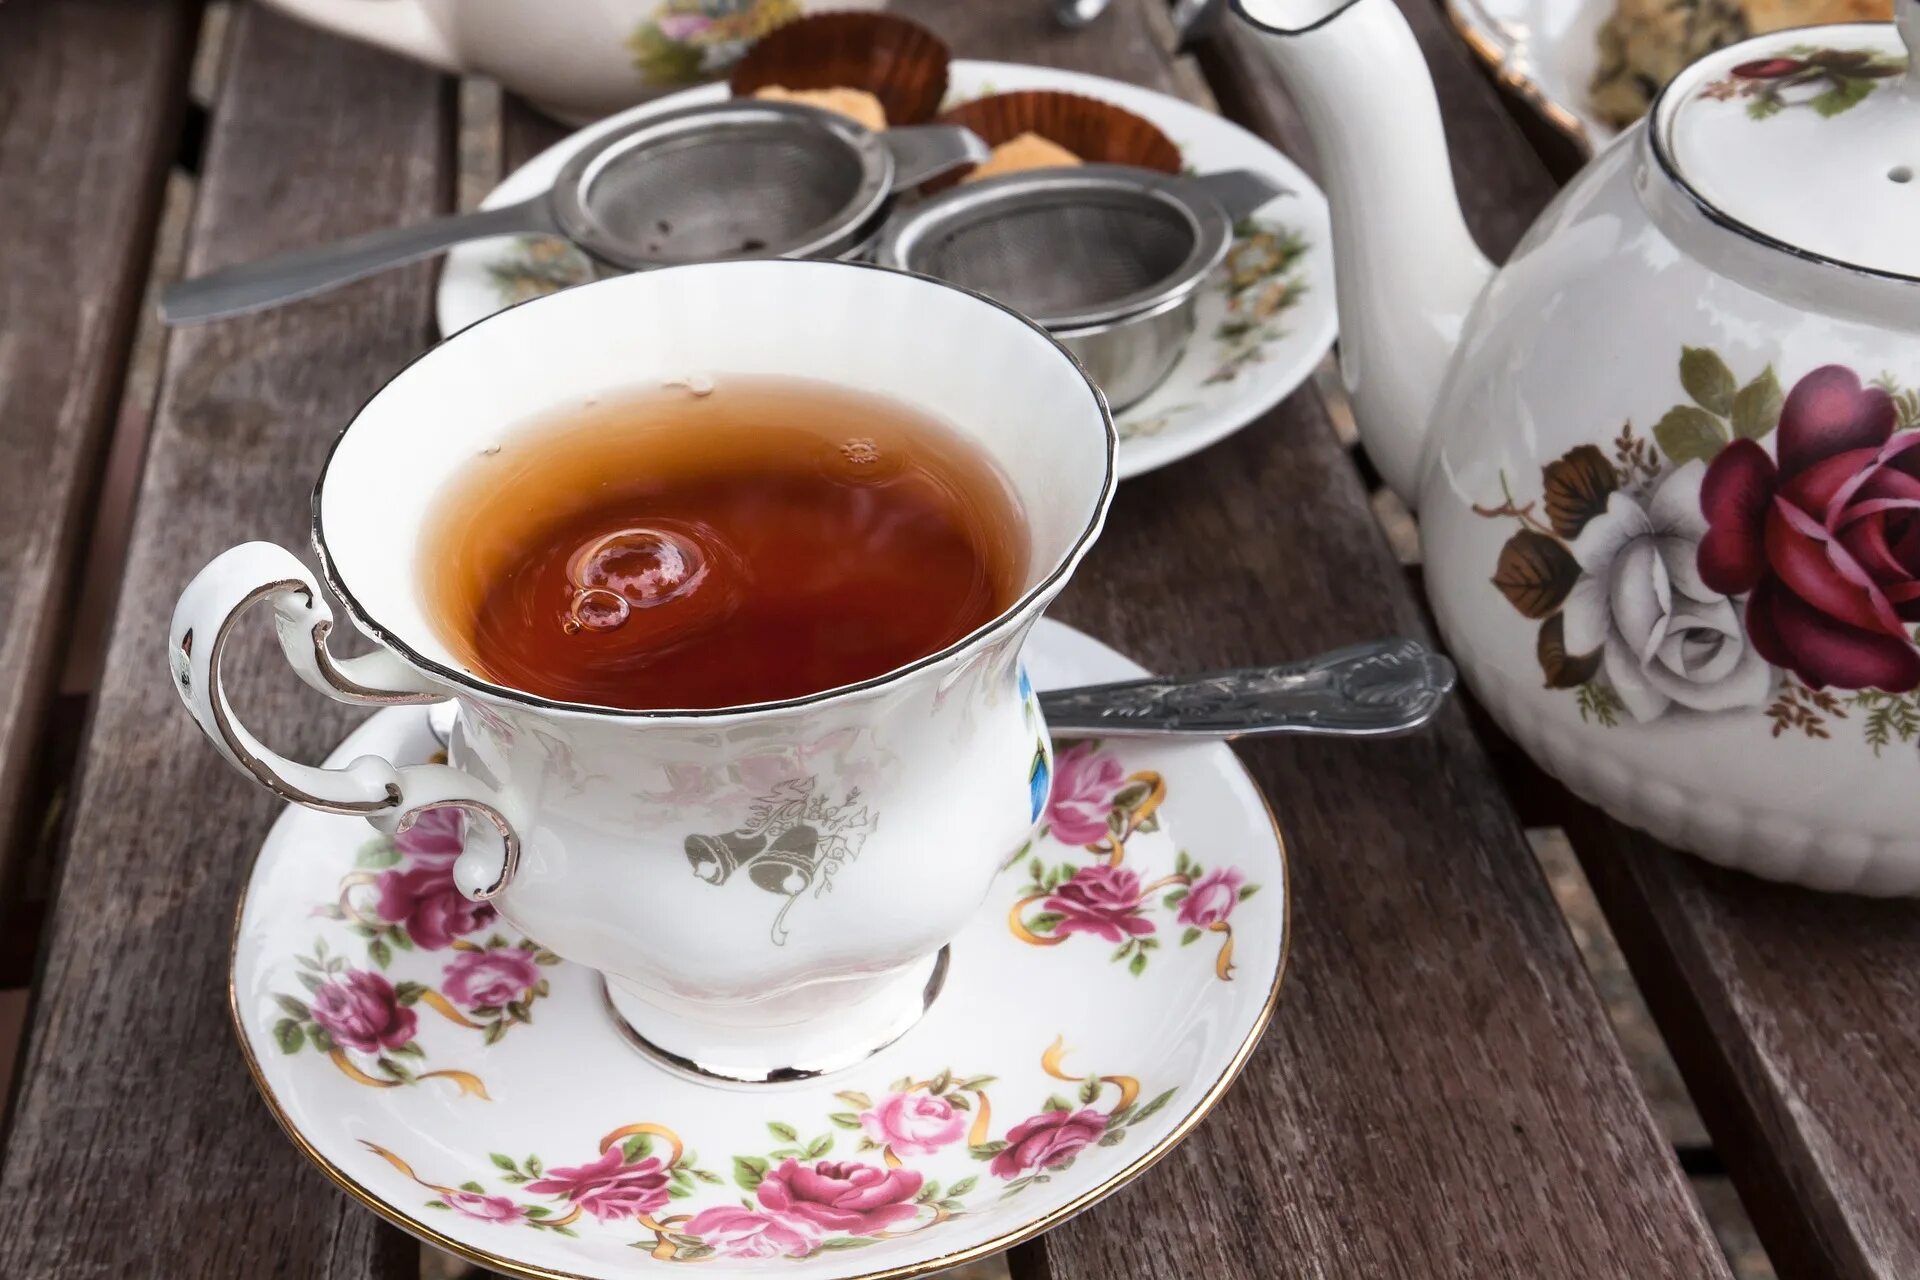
left=565, top=587, right=631, bottom=634
left=664, top=373, right=715, bottom=398
left=831, top=435, right=903, bottom=485
left=562, top=525, right=712, bottom=635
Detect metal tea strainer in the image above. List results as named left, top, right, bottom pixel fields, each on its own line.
left=875, top=165, right=1286, bottom=409
left=161, top=101, right=988, bottom=324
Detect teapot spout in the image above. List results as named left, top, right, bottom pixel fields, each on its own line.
left=1232, top=0, right=1494, bottom=507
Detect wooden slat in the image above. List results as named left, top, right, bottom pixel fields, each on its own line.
left=0, top=0, right=199, bottom=952
left=1571, top=802, right=1920, bottom=1280
left=502, top=95, right=571, bottom=173
left=886, top=2, right=1730, bottom=1275
left=0, top=6, right=452, bottom=1276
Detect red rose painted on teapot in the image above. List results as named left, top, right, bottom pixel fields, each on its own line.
left=1236, top=0, right=1920, bottom=890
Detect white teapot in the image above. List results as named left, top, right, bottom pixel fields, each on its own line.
left=259, top=0, right=883, bottom=123
left=1237, top=0, right=1920, bottom=891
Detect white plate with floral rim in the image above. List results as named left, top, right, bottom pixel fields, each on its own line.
left=434, top=62, right=1337, bottom=481
left=231, top=618, right=1288, bottom=1280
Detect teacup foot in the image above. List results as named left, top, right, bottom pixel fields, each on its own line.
left=599, top=948, right=950, bottom=1085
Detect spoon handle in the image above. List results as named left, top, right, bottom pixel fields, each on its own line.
left=160, top=194, right=559, bottom=325
left=1037, top=638, right=1456, bottom=739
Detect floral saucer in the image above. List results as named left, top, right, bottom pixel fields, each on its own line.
left=231, top=619, right=1288, bottom=1279
left=435, top=61, right=1337, bottom=481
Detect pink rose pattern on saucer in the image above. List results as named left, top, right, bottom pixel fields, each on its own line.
left=362, top=1036, right=1177, bottom=1262
left=257, top=732, right=1217, bottom=1261
left=1006, top=741, right=1260, bottom=980
left=268, top=808, right=561, bottom=1096
left=240, top=727, right=1255, bottom=1264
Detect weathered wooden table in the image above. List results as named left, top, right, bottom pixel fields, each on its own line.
left=2, top=2, right=1916, bottom=1277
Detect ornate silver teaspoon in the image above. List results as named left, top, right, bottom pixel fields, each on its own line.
left=427, top=637, right=1454, bottom=749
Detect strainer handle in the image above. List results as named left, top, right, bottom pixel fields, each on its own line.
left=1186, top=168, right=1291, bottom=219
left=159, top=194, right=560, bottom=325
left=882, top=125, right=992, bottom=190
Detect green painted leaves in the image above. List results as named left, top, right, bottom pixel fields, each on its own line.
left=487, top=1153, right=544, bottom=1185
left=1680, top=346, right=1736, bottom=416
left=355, top=837, right=401, bottom=870
left=1657, top=349, right=1781, bottom=463
left=1732, top=366, right=1783, bottom=439
left=273, top=1018, right=304, bottom=1055
left=732, top=1155, right=768, bottom=1191
left=1132, top=1088, right=1177, bottom=1126
left=1652, top=405, right=1726, bottom=465
left=1811, top=73, right=1877, bottom=117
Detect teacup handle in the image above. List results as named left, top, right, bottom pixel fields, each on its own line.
left=168, top=541, right=523, bottom=900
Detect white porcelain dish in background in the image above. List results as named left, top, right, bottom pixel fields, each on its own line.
left=1446, top=0, right=1614, bottom=153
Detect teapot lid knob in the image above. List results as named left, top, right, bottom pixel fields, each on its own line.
left=1650, top=2, right=1920, bottom=282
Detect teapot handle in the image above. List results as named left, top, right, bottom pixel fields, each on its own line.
left=257, top=0, right=463, bottom=74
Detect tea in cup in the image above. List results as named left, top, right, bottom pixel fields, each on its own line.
left=170, top=259, right=1114, bottom=1081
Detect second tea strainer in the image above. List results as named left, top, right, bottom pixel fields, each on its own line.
left=876, top=166, right=1286, bottom=409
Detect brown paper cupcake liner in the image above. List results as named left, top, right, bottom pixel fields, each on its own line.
left=730, top=10, right=951, bottom=127
left=928, top=89, right=1183, bottom=190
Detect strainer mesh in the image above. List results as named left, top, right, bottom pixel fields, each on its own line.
left=908, top=194, right=1196, bottom=321
left=584, top=127, right=868, bottom=262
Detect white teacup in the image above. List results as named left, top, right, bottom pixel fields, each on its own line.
left=260, top=0, right=886, bottom=124
left=171, top=259, right=1114, bottom=1081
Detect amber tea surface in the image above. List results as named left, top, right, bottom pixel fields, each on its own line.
left=420, top=376, right=1030, bottom=710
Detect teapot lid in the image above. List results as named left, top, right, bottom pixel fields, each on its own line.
left=1652, top=3, right=1920, bottom=282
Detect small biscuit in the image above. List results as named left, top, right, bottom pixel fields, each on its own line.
left=963, top=131, right=1083, bottom=183
left=751, top=86, right=888, bottom=131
